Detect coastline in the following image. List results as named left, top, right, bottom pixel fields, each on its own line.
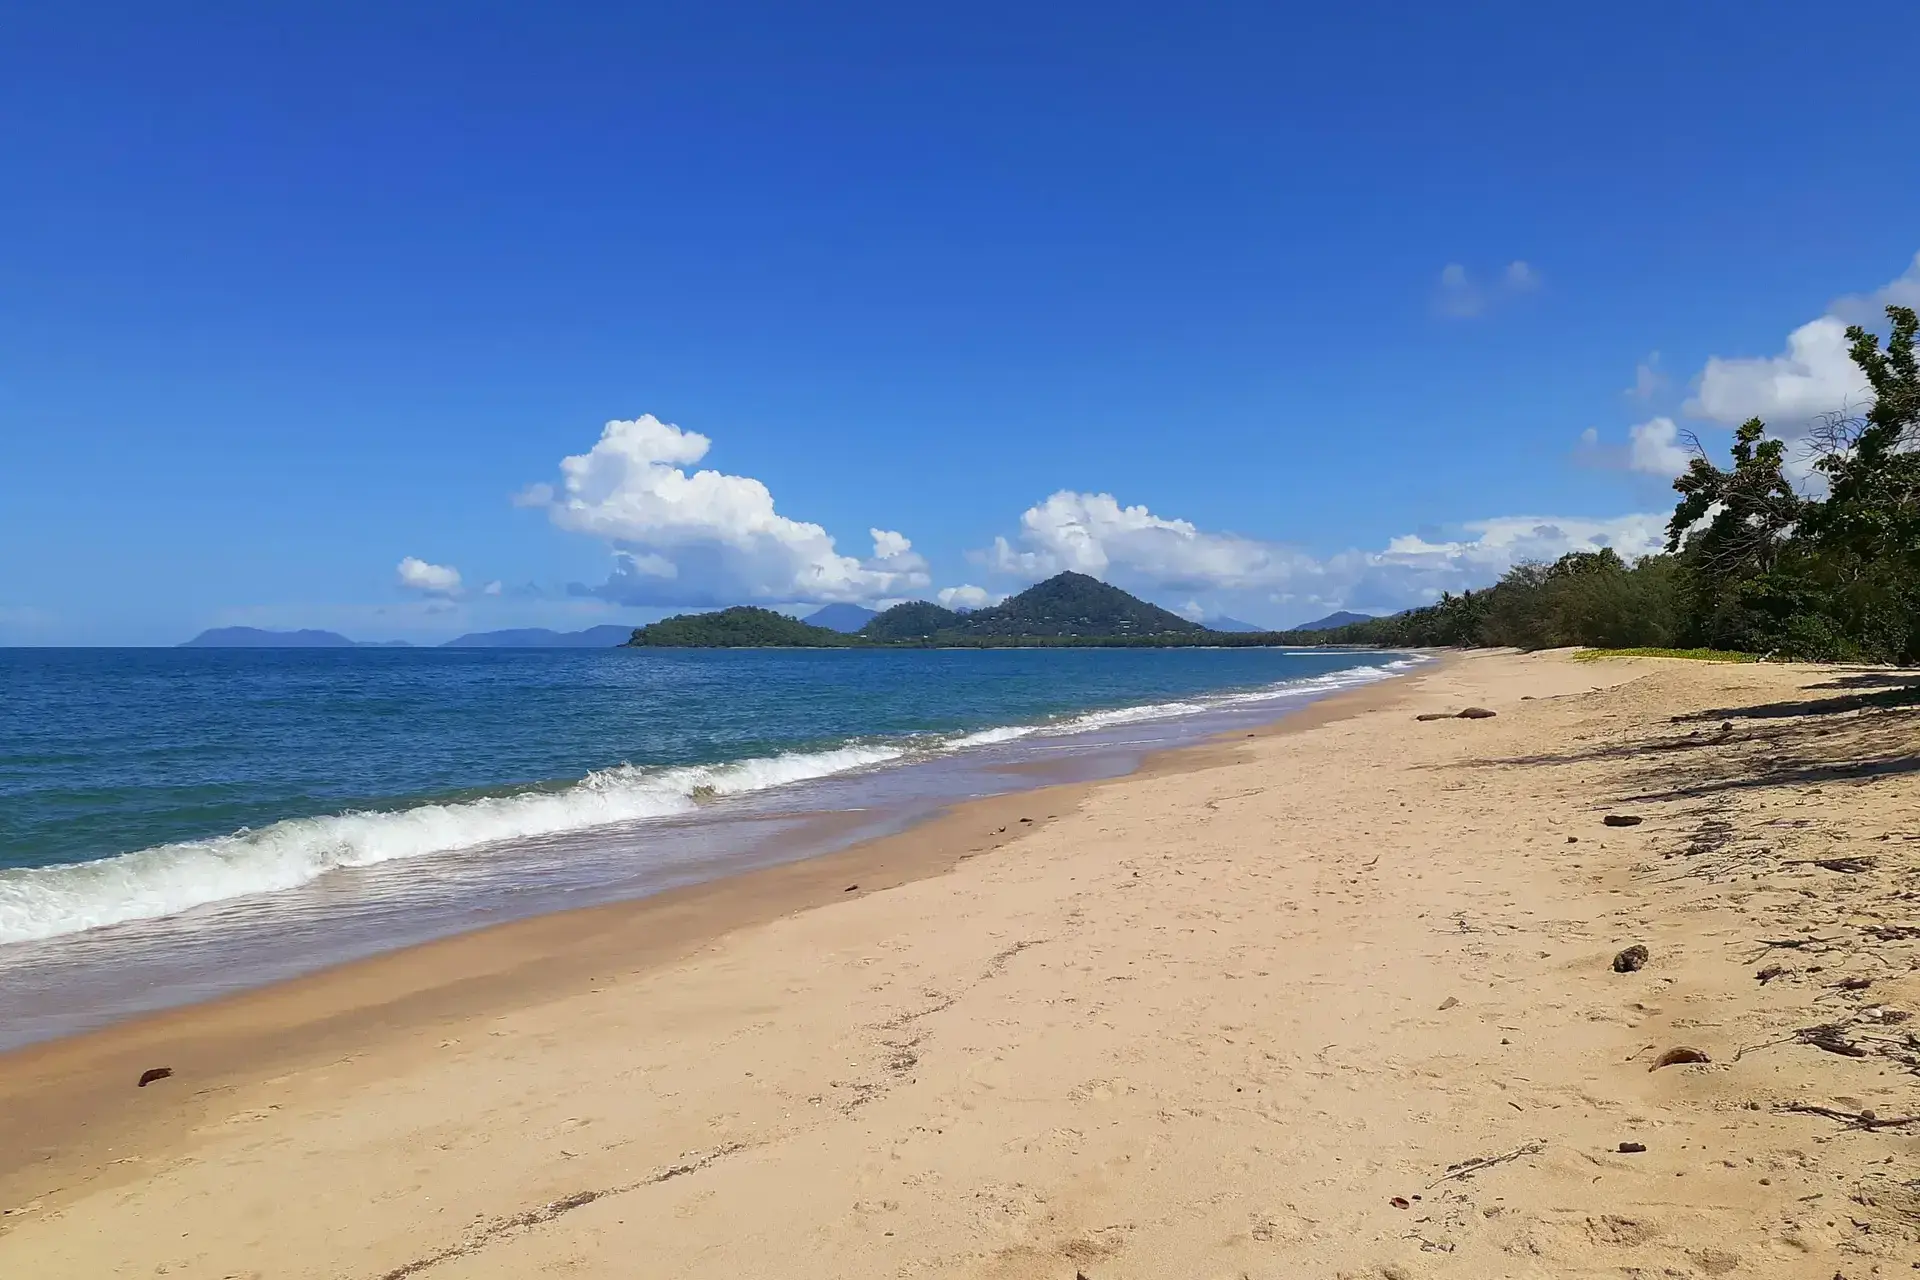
left=0, top=646, right=1418, bottom=1047
left=5, top=649, right=1916, bottom=1277
left=0, top=654, right=1431, bottom=1207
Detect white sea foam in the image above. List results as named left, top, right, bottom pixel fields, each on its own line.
left=0, top=743, right=903, bottom=946
left=0, top=655, right=1425, bottom=947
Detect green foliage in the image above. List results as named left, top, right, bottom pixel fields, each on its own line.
left=859, top=601, right=963, bottom=642
left=626, top=607, right=854, bottom=648
left=1280, top=550, right=1687, bottom=651
left=1665, top=305, right=1920, bottom=663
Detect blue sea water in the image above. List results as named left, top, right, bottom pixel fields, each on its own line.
left=0, top=645, right=1413, bottom=1040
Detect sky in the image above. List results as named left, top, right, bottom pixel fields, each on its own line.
left=4, top=2, right=1920, bottom=644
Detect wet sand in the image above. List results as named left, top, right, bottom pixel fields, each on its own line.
left=3, top=650, right=1917, bottom=1277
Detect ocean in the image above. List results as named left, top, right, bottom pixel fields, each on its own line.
left=0, top=645, right=1417, bottom=1045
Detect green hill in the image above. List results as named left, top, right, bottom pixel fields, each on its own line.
left=954, top=572, right=1205, bottom=638
left=625, top=607, right=853, bottom=648
left=628, top=574, right=1273, bottom=648
left=860, top=601, right=964, bottom=641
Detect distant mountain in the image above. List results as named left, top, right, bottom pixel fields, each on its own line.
left=441, top=624, right=633, bottom=648
left=803, top=603, right=879, bottom=633
left=626, top=607, right=853, bottom=648
left=1205, top=615, right=1267, bottom=633
left=1291, top=610, right=1375, bottom=632
left=181, top=627, right=374, bottom=648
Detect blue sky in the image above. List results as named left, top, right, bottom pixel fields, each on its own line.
left=5, top=2, right=1920, bottom=643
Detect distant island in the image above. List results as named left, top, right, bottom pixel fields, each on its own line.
left=180, top=627, right=390, bottom=648
left=180, top=583, right=1389, bottom=652
left=626, top=572, right=1365, bottom=649
left=179, top=624, right=634, bottom=648
left=439, top=624, right=635, bottom=648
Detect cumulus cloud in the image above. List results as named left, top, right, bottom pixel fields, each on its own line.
left=1574, top=416, right=1692, bottom=476
left=976, top=490, right=1666, bottom=619
left=396, top=557, right=463, bottom=597
left=1434, top=260, right=1541, bottom=318
left=982, top=491, right=1315, bottom=591
left=1686, top=316, right=1871, bottom=428
left=527, top=414, right=931, bottom=607
left=936, top=584, right=999, bottom=611
left=1683, top=252, right=1920, bottom=436
left=1626, top=416, right=1693, bottom=477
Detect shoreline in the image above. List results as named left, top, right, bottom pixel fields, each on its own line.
left=0, top=649, right=1420, bottom=1049
left=0, top=654, right=1433, bottom=1206
left=7, top=649, right=1914, bottom=1277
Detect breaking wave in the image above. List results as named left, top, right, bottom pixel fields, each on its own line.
left=0, top=655, right=1420, bottom=946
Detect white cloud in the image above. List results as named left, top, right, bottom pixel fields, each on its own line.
left=1575, top=416, right=1692, bottom=476
left=1626, top=416, right=1692, bottom=476
left=482, top=580, right=503, bottom=596
left=396, top=556, right=463, bottom=597
left=982, top=491, right=1314, bottom=591
left=528, top=414, right=931, bottom=607
left=1686, top=315, right=1870, bottom=428
left=1682, top=252, right=1920, bottom=434
left=1627, top=351, right=1666, bottom=402
left=976, top=490, right=1666, bottom=618
left=1831, top=249, right=1920, bottom=319
left=1435, top=260, right=1540, bottom=318
left=936, top=584, right=999, bottom=611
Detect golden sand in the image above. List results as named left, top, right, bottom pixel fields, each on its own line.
left=3, top=651, right=1916, bottom=1277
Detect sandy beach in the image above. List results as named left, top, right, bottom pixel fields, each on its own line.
left=2, top=649, right=1916, bottom=1278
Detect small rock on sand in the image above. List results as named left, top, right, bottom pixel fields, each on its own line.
left=137, top=1067, right=173, bottom=1088
left=1612, top=945, right=1650, bottom=973
left=1438, top=996, right=1458, bottom=1010
left=1603, top=814, right=1643, bottom=827
left=1455, top=707, right=1496, bottom=719
left=1618, top=1141, right=1646, bottom=1153
left=1414, top=713, right=1453, bottom=722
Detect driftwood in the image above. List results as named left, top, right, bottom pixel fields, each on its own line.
left=1426, top=1139, right=1546, bottom=1187
left=1798, top=1023, right=1870, bottom=1057
left=1777, top=1103, right=1920, bottom=1131
left=1783, top=856, right=1877, bottom=874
